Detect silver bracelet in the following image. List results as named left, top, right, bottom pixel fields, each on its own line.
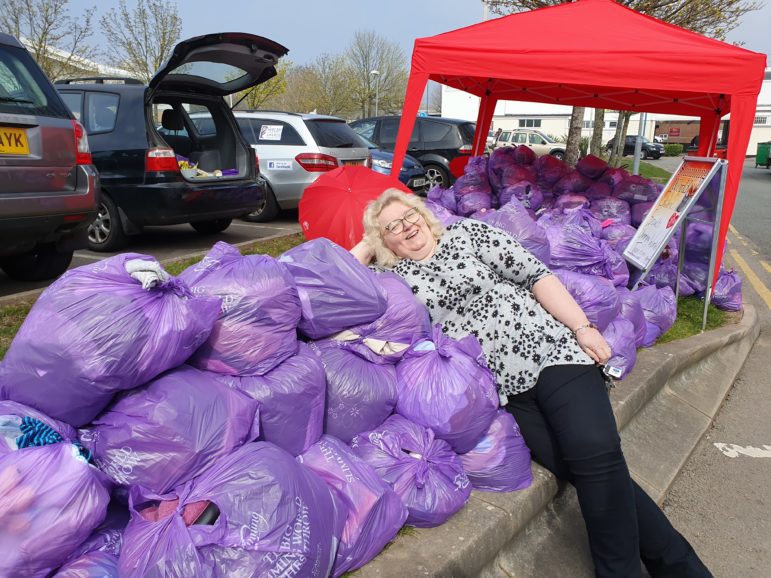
left=573, top=322, right=597, bottom=335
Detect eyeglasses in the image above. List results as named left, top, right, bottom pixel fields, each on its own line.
left=383, top=208, right=422, bottom=235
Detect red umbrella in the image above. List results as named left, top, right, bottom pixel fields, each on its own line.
left=298, top=165, right=411, bottom=250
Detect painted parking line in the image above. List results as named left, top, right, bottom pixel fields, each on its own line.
left=230, top=221, right=301, bottom=231
left=72, top=252, right=108, bottom=261
left=729, top=249, right=771, bottom=310
left=762, top=260, right=771, bottom=274
left=714, top=443, right=771, bottom=458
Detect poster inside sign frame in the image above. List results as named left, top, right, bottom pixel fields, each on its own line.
left=623, top=157, right=724, bottom=271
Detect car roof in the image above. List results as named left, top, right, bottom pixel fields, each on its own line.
left=54, top=77, right=146, bottom=90
left=357, top=115, right=473, bottom=125
left=0, top=33, right=25, bottom=49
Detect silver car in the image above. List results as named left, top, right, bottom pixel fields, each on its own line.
left=495, top=129, right=566, bottom=160
left=233, top=111, right=371, bottom=222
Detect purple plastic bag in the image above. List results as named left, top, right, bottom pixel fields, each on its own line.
left=498, top=181, right=544, bottom=211
left=576, top=154, right=609, bottom=180
left=217, top=342, right=325, bottom=456
left=599, top=166, right=630, bottom=189
left=590, top=197, right=632, bottom=226
left=0, top=444, right=111, bottom=578
left=178, top=242, right=301, bottom=376
left=682, top=260, right=710, bottom=295
left=602, top=223, right=637, bottom=254
left=583, top=181, right=613, bottom=201
left=553, top=170, right=592, bottom=196
left=0, top=400, right=77, bottom=457
left=538, top=206, right=602, bottom=238
left=647, top=260, right=679, bottom=291
left=427, top=184, right=444, bottom=203
left=441, top=186, right=458, bottom=212
left=637, top=285, right=677, bottom=346
left=487, top=146, right=519, bottom=192
left=602, top=318, right=638, bottom=380
left=554, top=193, right=590, bottom=212
left=631, top=201, right=655, bottom=227
left=512, top=144, right=537, bottom=165
left=310, top=340, right=398, bottom=444
left=62, top=501, right=128, bottom=564
left=118, top=442, right=346, bottom=578
left=54, top=552, right=119, bottom=578
left=458, top=410, right=532, bottom=492
left=464, top=155, right=488, bottom=175
left=534, top=154, right=570, bottom=186
left=545, top=225, right=618, bottom=280
left=425, top=199, right=462, bottom=227
left=683, top=221, right=714, bottom=263
left=80, top=365, right=260, bottom=494
left=279, top=239, right=388, bottom=339
left=0, top=254, right=221, bottom=427
left=712, top=269, right=743, bottom=311
left=456, top=190, right=493, bottom=217
left=477, top=199, right=551, bottom=265
left=613, top=175, right=659, bottom=204
left=454, top=169, right=491, bottom=197
left=299, top=435, right=408, bottom=577
left=553, top=270, right=621, bottom=331
left=351, top=414, right=471, bottom=528
left=500, top=164, right=537, bottom=189
left=332, top=271, right=432, bottom=364
left=616, top=288, right=647, bottom=348
left=395, top=326, right=498, bottom=454
left=608, top=247, right=630, bottom=287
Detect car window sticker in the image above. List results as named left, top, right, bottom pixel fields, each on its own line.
left=259, top=124, right=284, bottom=141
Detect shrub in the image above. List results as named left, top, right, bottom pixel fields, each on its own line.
left=664, top=143, right=684, bottom=156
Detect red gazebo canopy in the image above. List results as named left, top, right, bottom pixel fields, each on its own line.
left=391, top=0, right=767, bottom=274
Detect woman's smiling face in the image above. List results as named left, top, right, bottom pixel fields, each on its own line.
left=377, top=202, right=436, bottom=261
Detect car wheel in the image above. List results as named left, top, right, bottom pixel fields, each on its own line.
left=640, top=149, right=648, bottom=160
left=652, top=153, right=662, bottom=160
left=190, top=218, right=232, bottom=234
left=88, top=194, right=127, bottom=252
left=550, top=150, right=566, bottom=161
left=424, top=164, right=449, bottom=189
left=242, top=184, right=279, bottom=223
left=0, top=243, right=73, bottom=282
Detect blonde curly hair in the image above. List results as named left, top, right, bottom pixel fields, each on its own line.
left=362, top=188, right=445, bottom=267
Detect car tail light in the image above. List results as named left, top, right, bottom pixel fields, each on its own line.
left=365, top=154, right=372, bottom=168
left=458, top=144, right=472, bottom=154
left=145, top=147, right=179, bottom=172
left=295, top=153, right=338, bottom=172
left=254, top=150, right=260, bottom=176
left=71, top=120, right=92, bottom=165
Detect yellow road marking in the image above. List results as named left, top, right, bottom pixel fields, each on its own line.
left=762, top=260, right=771, bottom=274
left=730, top=250, right=771, bottom=310
left=729, top=224, right=749, bottom=246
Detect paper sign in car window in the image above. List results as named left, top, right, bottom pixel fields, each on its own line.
left=259, top=124, right=283, bottom=141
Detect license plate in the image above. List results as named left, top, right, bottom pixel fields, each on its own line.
left=412, top=178, right=426, bottom=187
left=0, top=127, right=30, bottom=155
left=341, top=159, right=365, bottom=166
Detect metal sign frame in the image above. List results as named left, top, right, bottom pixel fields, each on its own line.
left=624, top=156, right=728, bottom=331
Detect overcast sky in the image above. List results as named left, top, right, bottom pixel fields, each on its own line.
left=68, top=0, right=771, bottom=65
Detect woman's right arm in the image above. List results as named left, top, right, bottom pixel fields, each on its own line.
left=350, top=239, right=374, bottom=265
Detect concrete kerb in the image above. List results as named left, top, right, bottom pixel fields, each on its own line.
left=357, top=303, right=761, bottom=578
left=0, top=230, right=301, bottom=309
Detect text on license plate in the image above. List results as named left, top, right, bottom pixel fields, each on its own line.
left=341, top=159, right=365, bottom=166
left=0, top=127, right=30, bottom=155
left=412, top=178, right=426, bottom=187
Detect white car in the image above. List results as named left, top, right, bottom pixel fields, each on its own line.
left=494, top=129, right=566, bottom=160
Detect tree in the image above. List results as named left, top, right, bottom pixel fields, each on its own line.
left=0, top=0, right=98, bottom=80
left=233, top=60, right=292, bottom=111
left=345, top=30, right=408, bottom=118
left=487, top=0, right=761, bottom=164
left=590, top=108, right=606, bottom=157
left=565, top=106, right=585, bottom=166
left=99, top=0, right=182, bottom=83
left=267, top=55, right=356, bottom=116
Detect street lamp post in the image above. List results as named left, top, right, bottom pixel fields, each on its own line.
left=370, top=69, right=380, bottom=116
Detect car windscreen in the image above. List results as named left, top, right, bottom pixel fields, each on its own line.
left=305, top=119, right=369, bottom=148
left=0, top=44, right=71, bottom=118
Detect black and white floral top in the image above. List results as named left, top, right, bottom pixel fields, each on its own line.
left=388, top=219, right=592, bottom=397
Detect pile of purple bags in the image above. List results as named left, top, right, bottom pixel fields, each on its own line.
left=426, top=148, right=742, bottom=379
left=0, top=240, right=533, bottom=577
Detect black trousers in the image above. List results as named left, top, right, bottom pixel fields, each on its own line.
left=505, top=364, right=712, bottom=578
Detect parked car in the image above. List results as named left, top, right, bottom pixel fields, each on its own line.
left=494, top=129, right=566, bottom=160
left=364, top=137, right=428, bottom=194
left=350, top=115, right=476, bottom=189
left=0, top=33, right=99, bottom=281
left=231, top=111, right=371, bottom=222
left=55, top=32, right=287, bottom=251
left=605, top=135, right=665, bottom=160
